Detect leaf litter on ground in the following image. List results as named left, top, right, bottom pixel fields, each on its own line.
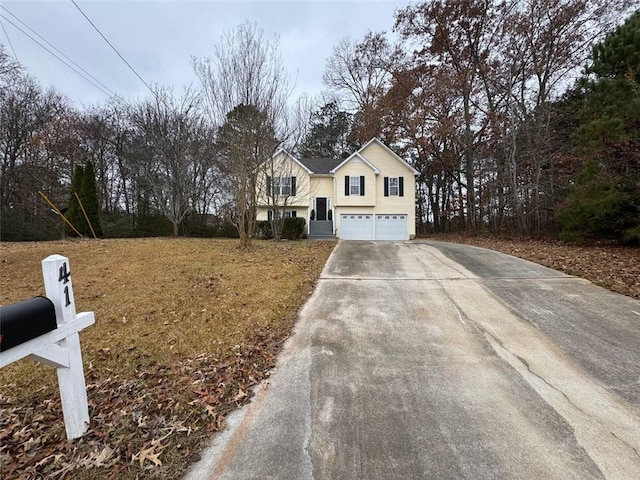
left=0, top=238, right=335, bottom=479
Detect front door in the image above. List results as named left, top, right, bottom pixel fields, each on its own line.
left=316, top=198, right=327, bottom=221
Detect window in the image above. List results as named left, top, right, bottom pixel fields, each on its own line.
left=273, top=177, right=291, bottom=196
left=344, top=175, right=364, bottom=196
left=268, top=210, right=297, bottom=220
left=350, top=176, right=360, bottom=195
left=389, top=177, right=399, bottom=196
left=384, top=176, right=404, bottom=197
left=268, top=176, right=296, bottom=196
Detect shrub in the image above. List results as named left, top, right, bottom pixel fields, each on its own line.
left=282, top=217, right=306, bottom=240
left=255, top=221, right=273, bottom=239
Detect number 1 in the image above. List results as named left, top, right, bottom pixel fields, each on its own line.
left=64, top=286, right=71, bottom=307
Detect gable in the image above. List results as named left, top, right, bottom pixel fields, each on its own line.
left=357, top=138, right=418, bottom=175
left=328, top=138, right=416, bottom=177
left=270, top=150, right=313, bottom=175
left=330, top=152, right=381, bottom=175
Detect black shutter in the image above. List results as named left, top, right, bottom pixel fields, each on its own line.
left=291, top=176, right=296, bottom=196
left=266, top=175, right=272, bottom=196
left=292, top=211, right=297, bottom=218
left=399, top=177, right=404, bottom=197
left=268, top=210, right=273, bottom=221
left=345, top=176, right=350, bottom=196
left=384, top=177, right=389, bottom=197
left=360, top=176, right=365, bottom=196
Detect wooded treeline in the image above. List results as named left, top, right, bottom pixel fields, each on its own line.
left=0, top=59, right=221, bottom=240
left=320, top=0, right=639, bottom=243
left=1, top=1, right=638, bottom=244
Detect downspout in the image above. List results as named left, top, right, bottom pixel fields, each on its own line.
left=332, top=174, right=337, bottom=236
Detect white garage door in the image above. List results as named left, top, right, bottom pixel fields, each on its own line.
left=340, top=214, right=373, bottom=240
left=375, top=214, right=408, bottom=240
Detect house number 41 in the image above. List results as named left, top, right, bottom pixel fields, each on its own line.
left=58, top=262, right=71, bottom=307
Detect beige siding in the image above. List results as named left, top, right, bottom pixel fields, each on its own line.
left=257, top=208, right=269, bottom=221
left=334, top=158, right=377, bottom=207
left=256, top=140, right=416, bottom=237
left=311, top=176, right=333, bottom=200
left=359, top=141, right=398, bottom=167
left=257, top=153, right=312, bottom=208
left=348, top=141, right=416, bottom=237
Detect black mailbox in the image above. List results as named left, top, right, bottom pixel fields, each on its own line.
left=0, top=296, right=58, bottom=352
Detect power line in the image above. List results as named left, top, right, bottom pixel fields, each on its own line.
left=0, top=13, right=113, bottom=97
left=0, top=17, right=19, bottom=61
left=0, top=5, right=115, bottom=95
left=70, top=0, right=157, bottom=99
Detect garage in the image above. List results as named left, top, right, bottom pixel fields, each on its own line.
left=340, top=214, right=374, bottom=240
left=339, top=213, right=409, bottom=240
left=375, top=214, right=408, bottom=240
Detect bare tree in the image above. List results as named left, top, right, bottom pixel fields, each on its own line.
left=498, top=0, right=630, bottom=235
left=0, top=45, right=21, bottom=90
left=323, top=32, right=404, bottom=141
left=0, top=64, right=69, bottom=239
left=129, top=87, right=212, bottom=236
left=193, top=21, right=295, bottom=248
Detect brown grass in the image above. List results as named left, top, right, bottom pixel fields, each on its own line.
left=0, top=238, right=335, bottom=479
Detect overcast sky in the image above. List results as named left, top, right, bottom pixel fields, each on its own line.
left=1, top=0, right=410, bottom=109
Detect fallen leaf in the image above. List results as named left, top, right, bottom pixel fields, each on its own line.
left=132, top=446, right=162, bottom=467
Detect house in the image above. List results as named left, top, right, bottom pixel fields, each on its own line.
left=256, top=138, right=418, bottom=240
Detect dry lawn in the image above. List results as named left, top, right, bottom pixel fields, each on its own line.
left=0, top=238, right=335, bottom=479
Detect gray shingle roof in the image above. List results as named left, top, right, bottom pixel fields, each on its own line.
left=297, top=157, right=344, bottom=174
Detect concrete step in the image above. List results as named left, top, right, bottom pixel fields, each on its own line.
left=307, top=235, right=335, bottom=240
left=309, top=228, right=334, bottom=235
left=309, top=221, right=334, bottom=235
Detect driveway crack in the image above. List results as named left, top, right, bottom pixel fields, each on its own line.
left=482, top=330, right=640, bottom=468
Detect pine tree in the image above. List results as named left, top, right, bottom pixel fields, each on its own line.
left=556, top=11, right=640, bottom=244
left=79, top=160, right=103, bottom=237
left=65, top=164, right=84, bottom=237
left=299, top=102, right=357, bottom=159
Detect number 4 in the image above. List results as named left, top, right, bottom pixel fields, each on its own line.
left=59, top=263, right=71, bottom=284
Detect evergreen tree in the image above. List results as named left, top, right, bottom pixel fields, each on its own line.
left=556, top=160, right=640, bottom=243
left=65, top=164, right=84, bottom=237
left=588, top=11, right=640, bottom=81
left=79, top=160, right=103, bottom=237
left=556, top=11, right=640, bottom=244
left=299, top=102, right=357, bottom=159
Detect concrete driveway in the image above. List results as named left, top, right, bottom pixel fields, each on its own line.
left=185, top=241, right=640, bottom=480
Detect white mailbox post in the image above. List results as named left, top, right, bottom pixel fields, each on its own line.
left=0, top=255, right=95, bottom=439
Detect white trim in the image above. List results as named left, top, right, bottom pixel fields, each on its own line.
left=388, top=177, right=400, bottom=196
left=329, top=152, right=381, bottom=175
left=271, top=149, right=314, bottom=175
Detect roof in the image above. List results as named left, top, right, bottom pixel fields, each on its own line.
left=297, top=157, right=344, bottom=175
